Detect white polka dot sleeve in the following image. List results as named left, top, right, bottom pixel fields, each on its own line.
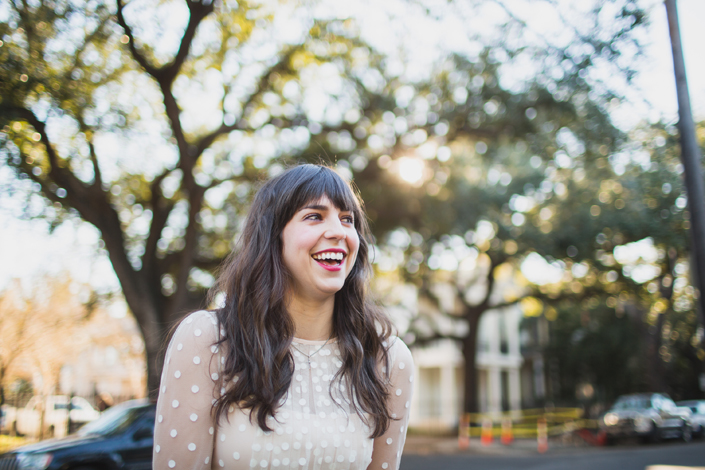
left=367, top=337, right=414, bottom=470
left=154, top=310, right=222, bottom=469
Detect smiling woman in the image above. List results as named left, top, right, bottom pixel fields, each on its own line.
left=281, top=196, right=360, bottom=305
left=153, top=164, right=413, bottom=470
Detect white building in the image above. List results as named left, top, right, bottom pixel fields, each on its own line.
left=58, top=307, right=147, bottom=403
left=408, top=304, right=525, bottom=431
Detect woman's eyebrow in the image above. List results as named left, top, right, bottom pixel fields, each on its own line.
left=300, top=203, right=352, bottom=212
left=301, top=204, right=329, bottom=211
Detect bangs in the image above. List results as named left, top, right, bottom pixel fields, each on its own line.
left=281, top=166, right=362, bottom=222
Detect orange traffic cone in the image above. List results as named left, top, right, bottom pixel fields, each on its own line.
left=501, top=417, right=514, bottom=445
left=481, top=417, right=494, bottom=446
left=458, top=414, right=471, bottom=450
left=537, top=417, right=548, bottom=453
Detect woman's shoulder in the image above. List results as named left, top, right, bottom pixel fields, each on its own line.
left=383, top=335, right=413, bottom=366
left=181, top=309, right=218, bottom=325
left=165, top=310, right=224, bottom=370
left=172, top=310, right=222, bottom=343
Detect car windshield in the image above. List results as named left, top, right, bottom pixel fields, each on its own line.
left=55, top=399, right=90, bottom=410
left=678, top=402, right=705, bottom=414
left=612, top=396, right=651, bottom=410
left=77, top=404, right=148, bottom=437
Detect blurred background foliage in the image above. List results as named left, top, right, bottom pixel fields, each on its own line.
left=0, top=0, right=703, bottom=410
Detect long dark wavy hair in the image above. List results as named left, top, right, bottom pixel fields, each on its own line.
left=209, top=164, right=393, bottom=438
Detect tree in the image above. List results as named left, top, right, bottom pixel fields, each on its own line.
left=296, top=1, right=698, bottom=413
left=0, top=274, right=147, bottom=437
left=536, top=121, right=705, bottom=404
left=0, top=0, right=657, bottom=409
left=0, top=276, right=90, bottom=438
left=0, top=280, right=37, bottom=408
left=323, top=31, right=650, bottom=413
left=0, top=0, right=392, bottom=397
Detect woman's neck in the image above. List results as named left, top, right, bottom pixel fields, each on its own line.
left=286, top=293, right=334, bottom=341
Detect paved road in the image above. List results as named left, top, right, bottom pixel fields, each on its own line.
left=400, top=440, right=705, bottom=470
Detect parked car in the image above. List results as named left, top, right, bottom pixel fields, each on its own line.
left=0, top=399, right=155, bottom=470
left=600, top=393, right=693, bottom=444
left=3, top=395, right=100, bottom=438
left=677, top=400, right=705, bottom=437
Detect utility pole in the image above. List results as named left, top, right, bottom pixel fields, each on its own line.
left=665, top=0, right=705, bottom=335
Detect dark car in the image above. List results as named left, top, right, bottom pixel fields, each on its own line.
left=0, top=399, right=154, bottom=470
left=600, top=393, right=692, bottom=444
left=677, top=400, right=705, bottom=438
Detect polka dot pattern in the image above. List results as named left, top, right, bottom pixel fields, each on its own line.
left=153, top=310, right=413, bottom=470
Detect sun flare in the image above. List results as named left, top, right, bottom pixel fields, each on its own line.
left=398, top=157, right=424, bottom=185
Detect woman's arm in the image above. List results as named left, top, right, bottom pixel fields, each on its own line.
left=367, top=337, right=414, bottom=470
left=153, top=310, right=222, bottom=469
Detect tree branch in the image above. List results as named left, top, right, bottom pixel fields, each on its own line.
left=160, top=84, right=192, bottom=177
left=115, top=0, right=160, bottom=77
left=2, top=106, right=101, bottom=216
left=487, top=298, right=522, bottom=311
left=160, top=1, right=214, bottom=84
left=418, top=276, right=444, bottom=313
left=167, top=185, right=206, bottom=317
left=83, top=139, right=102, bottom=188
left=116, top=0, right=216, bottom=181
left=74, top=115, right=104, bottom=190
left=158, top=251, right=226, bottom=276
left=409, top=332, right=465, bottom=348
left=492, top=0, right=646, bottom=105
left=195, top=45, right=301, bottom=156
left=474, top=253, right=501, bottom=314
left=63, top=14, right=113, bottom=87
left=142, top=170, right=175, bottom=274
left=0, top=106, right=149, bottom=319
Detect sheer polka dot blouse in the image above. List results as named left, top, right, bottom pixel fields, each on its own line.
left=153, top=311, right=414, bottom=470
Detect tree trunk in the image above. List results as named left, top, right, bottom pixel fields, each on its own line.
left=124, top=293, right=169, bottom=400
left=665, top=0, right=705, bottom=332
left=0, top=361, right=5, bottom=408
left=462, top=312, right=482, bottom=413
left=644, top=312, right=667, bottom=393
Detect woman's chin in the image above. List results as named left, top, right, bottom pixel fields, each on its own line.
left=312, top=280, right=346, bottom=298
left=322, top=284, right=346, bottom=297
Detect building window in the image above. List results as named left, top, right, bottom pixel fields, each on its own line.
left=501, top=370, right=510, bottom=411
left=455, top=366, right=464, bottom=417
left=419, top=367, right=441, bottom=418
left=499, top=313, right=509, bottom=355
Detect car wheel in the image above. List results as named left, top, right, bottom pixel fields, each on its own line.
left=682, top=424, right=693, bottom=443
left=649, top=423, right=662, bottom=444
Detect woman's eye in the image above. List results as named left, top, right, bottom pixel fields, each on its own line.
left=304, top=213, right=322, bottom=221
left=341, top=215, right=354, bottom=224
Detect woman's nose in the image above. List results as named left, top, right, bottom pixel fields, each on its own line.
left=324, top=218, right=346, bottom=239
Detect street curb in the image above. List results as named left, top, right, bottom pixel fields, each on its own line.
left=402, top=436, right=594, bottom=456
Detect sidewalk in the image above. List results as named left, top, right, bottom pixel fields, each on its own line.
left=403, top=434, right=596, bottom=456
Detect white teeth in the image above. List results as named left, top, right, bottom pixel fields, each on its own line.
left=313, top=252, right=344, bottom=261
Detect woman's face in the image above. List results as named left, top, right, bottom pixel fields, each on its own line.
left=281, top=196, right=360, bottom=302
